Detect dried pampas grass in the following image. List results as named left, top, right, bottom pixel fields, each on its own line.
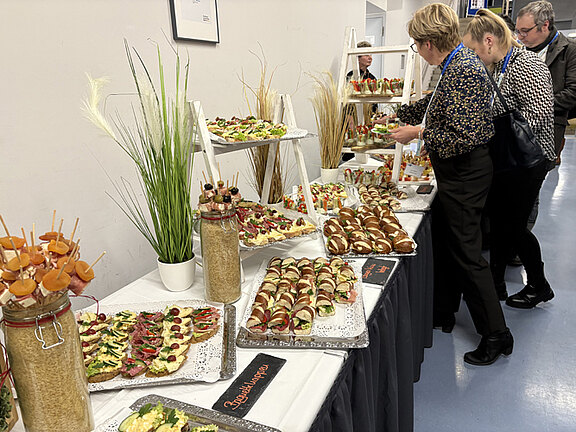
left=310, top=72, right=349, bottom=169
left=240, top=46, right=286, bottom=204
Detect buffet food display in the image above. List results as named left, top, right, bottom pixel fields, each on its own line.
left=79, top=300, right=235, bottom=392
left=236, top=201, right=316, bottom=248
left=348, top=77, right=406, bottom=96
left=371, top=151, right=434, bottom=183
left=101, top=395, right=281, bottom=432
left=237, top=257, right=367, bottom=348
left=206, top=116, right=287, bottom=143
left=343, top=125, right=395, bottom=151
left=322, top=205, right=416, bottom=258
left=282, top=183, right=351, bottom=215
left=0, top=214, right=99, bottom=432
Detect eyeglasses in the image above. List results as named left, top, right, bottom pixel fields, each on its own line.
left=410, top=43, right=418, bottom=53
left=514, top=24, right=537, bottom=37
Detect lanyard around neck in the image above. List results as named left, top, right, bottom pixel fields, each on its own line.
left=422, top=43, right=464, bottom=128
left=537, top=31, right=559, bottom=58
left=495, top=47, right=514, bottom=88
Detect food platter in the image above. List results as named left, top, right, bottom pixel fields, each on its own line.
left=349, top=184, right=431, bottom=213
left=283, top=182, right=359, bottom=216
left=236, top=259, right=369, bottom=349
left=237, top=203, right=319, bottom=251
left=210, top=128, right=308, bottom=146
left=79, top=300, right=236, bottom=392
left=97, top=394, right=281, bottom=432
left=320, top=215, right=418, bottom=259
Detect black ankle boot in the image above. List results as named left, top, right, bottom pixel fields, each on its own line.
left=494, top=281, right=508, bottom=301
left=433, top=312, right=455, bottom=333
left=505, top=282, right=554, bottom=309
left=464, top=328, right=513, bottom=366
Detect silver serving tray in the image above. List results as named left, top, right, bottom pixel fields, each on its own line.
left=99, top=394, right=281, bottom=432
left=81, top=301, right=236, bottom=392
left=236, top=260, right=369, bottom=349
left=238, top=204, right=319, bottom=251
left=349, top=184, right=431, bottom=213
left=320, top=216, right=418, bottom=259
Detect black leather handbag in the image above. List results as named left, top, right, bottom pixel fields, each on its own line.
left=486, top=71, right=546, bottom=173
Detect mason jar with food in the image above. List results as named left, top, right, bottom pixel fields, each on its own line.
left=198, top=180, right=242, bottom=304
left=2, top=293, right=94, bottom=432
left=0, top=215, right=103, bottom=432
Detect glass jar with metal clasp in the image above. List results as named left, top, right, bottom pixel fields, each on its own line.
left=2, top=292, right=94, bottom=432
left=200, top=209, right=241, bottom=304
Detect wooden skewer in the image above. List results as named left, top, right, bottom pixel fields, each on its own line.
left=55, top=219, right=63, bottom=244
left=51, top=210, right=56, bottom=232
left=0, top=245, right=6, bottom=264
left=0, top=214, right=11, bottom=237
left=20, top=228, right=30, bottom=253
left=32, top=223, right=36, bottom=245
left=87, top=251, right=106, bottom=272
left=70, top=239, right=81, bottom=260
left=9, top=238, right=21, bottom=262
left=56, top=261, right=67, bottom=279
left=69, top=217, right=79, bottom=244
left=218, top=162, right=222, bottom=181
left=200, top=180, right=203, bottom=194
left=202, top=171, right=208, bottom=184
left=19, top=267, right=24, bottom=282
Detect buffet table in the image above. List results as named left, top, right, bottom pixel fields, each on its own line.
left=79, top=210, right=429, bottom=432
left=7, top=164, right=435, bottom=432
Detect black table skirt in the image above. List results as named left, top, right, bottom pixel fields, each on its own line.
left=309, top=213, right=433, bottom=432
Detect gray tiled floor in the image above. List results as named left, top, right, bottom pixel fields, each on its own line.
left=414, top=137, right=576, bottom=432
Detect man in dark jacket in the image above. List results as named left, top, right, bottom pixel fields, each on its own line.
left=516, top=1, right=576, bottom=166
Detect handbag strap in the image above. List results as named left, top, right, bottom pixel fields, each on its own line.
left=484, top=65, right=511, bottom=112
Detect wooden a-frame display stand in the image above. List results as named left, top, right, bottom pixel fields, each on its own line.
left=337, top=26, right=423, bottom=183
left=193, top=94, right=319, bottom=225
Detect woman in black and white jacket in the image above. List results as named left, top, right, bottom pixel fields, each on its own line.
left=464, top=9, right=556, bottom=310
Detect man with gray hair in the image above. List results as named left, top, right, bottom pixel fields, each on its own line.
left=516, top=1, right=576, bottom=166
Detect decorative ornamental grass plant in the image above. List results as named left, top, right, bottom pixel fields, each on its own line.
left=310, top=72, right=349, bottom=170
left=83, top=41, right=196, bottom=264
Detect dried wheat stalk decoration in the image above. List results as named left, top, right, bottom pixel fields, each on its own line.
left=310, top=72, right=349, bottom=169
left=240, top=47, right=286, bottom=204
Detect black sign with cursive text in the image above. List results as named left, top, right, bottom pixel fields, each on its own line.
left=212, top=353, right=286, bottom=418
left=361, top=258, right=396, bottom=286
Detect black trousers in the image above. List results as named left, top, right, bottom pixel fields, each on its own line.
left=431, top=146, right=507, bottom=336
left=488, top=160, right=549, bottom=287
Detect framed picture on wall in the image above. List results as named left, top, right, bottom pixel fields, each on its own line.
left=169, top=0, right=220, bottom=43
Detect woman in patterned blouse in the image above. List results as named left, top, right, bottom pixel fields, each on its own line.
left=385, top=3, right=512, bottom=366
left=464, top=10, right=555, bottom=310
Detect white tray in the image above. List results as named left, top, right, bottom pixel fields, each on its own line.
left=79, top=300, right=236, bottom=392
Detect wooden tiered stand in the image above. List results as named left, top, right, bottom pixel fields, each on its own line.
left=337, top=26, right=423, bottom=183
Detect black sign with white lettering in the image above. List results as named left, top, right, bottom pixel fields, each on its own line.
left=212, top=353, right=286, bottom=418
left=362, top=258, right=396, bottom=286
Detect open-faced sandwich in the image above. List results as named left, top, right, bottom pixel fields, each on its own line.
left=118, top=402, right=190, bottom=432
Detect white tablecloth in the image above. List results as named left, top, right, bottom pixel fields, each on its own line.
left=9, top=211, right=423, bottom=432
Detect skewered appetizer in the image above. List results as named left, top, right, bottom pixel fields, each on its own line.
left=349, top=78, right=406, bottom=96
left=207, top=115, right=287, bottom=142
left=245, top=256, right=358, bottom=336
left=283, top=183, right=347, bottom=215
left=198, top=175, right=242, bottom=213
left=343, top=167, right=393, bottom=186
left=236, top=201, right=316, bottom=247
left=0, top=212, right=105, bottom=310
left=324, top=206, right=416, bottom=256
left=371, top=151, right=434, bottom=182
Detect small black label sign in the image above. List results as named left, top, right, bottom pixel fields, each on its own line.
left=212, top=353, right=286, bottom=418
left=362, top=258, right=396, bottom=286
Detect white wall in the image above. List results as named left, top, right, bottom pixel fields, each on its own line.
left=0, top=0, right=364, bottom=302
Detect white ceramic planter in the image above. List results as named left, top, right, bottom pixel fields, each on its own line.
left=157, top=255, right=196, bottom=292
left=321, top=168, right=339, bottom=183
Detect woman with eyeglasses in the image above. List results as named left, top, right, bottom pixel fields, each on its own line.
left=463, top=10, right=556, bottom=310
left=380, top=3, right=512, bottom=366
